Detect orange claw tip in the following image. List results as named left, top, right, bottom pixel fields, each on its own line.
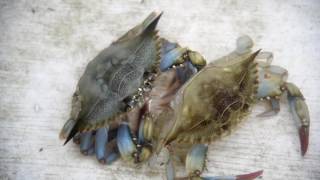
left=236, top=170, right=263, bottom=180
left=299, top=126, right=309, bottom=156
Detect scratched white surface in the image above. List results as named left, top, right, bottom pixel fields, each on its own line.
left=0, top=0, right=320, bottom=179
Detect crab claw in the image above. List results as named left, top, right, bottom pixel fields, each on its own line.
left=117, top=123, right=138, bottom=162
left=201, top=170, right=263, bottom=180
left=286, top=82, right=310, bottom=156
left=235, top=170, right=264, bottom=180
left=299, top=126, right=309, bottom=156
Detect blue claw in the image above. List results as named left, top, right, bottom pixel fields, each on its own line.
left=117, top=123, right=137, bottom=162
left=160, top=47, right=188, bottom=71
left=95, top=127, right=109, bottom=162
left=80, top=131, right=93, bottom=155
left=186, top=144, right=208, bottom=176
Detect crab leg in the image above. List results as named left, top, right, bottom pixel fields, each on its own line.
left=105, top=151, right=120, bottom=165
left=104, top=139, right=120, bottom=165
left=73, top=133, right=81, bottom=144
left=285, top=82, right=310, bottom=156
left=166, top=156, right=176, bottom=180
left=79, top=131, right=94, bottom=155
left=183, top=144, right=262, bottom=180
left=165, top=144, right=207, bottom=180
left=117, top=122, right=138, bottom=162
left=256, top=63, right=287, bottom=118
left=95, top=127, right=109, bottom=163
left=185, top=144, right=208, bottom=178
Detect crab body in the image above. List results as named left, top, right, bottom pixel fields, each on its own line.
left=61, top=12, right=163, bottom=143
left=60, top=12, right=310, bottom=180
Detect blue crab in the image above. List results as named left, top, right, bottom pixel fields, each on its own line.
left=60, top=12, right=310, bottom=180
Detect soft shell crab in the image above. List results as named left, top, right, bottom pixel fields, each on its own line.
left=60, top=12, right=310, bottom=180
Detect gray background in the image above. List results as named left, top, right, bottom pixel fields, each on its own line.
left=0, top=0, right=319, bottom=179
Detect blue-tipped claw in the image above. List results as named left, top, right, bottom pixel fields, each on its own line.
left=117, top=123, right=137, bottom=162
left=80, top=131, right=93, bottom=155
left=95, top=127, right=109, bottom=162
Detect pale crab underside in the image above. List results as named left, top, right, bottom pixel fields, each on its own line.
left=60, top=12, right=310, bottom=180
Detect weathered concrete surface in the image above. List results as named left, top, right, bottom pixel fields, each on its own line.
left=0, top=0, right=319, bottom=179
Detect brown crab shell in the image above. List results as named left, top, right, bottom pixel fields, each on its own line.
left=161, top=50, right=260, bottom=146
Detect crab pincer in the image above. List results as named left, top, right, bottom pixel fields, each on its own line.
left=255, top=51, right=310, bottom=156
left=200, top=170, right=263, bottom=180
left=286, top=82, right=310, bottom=156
